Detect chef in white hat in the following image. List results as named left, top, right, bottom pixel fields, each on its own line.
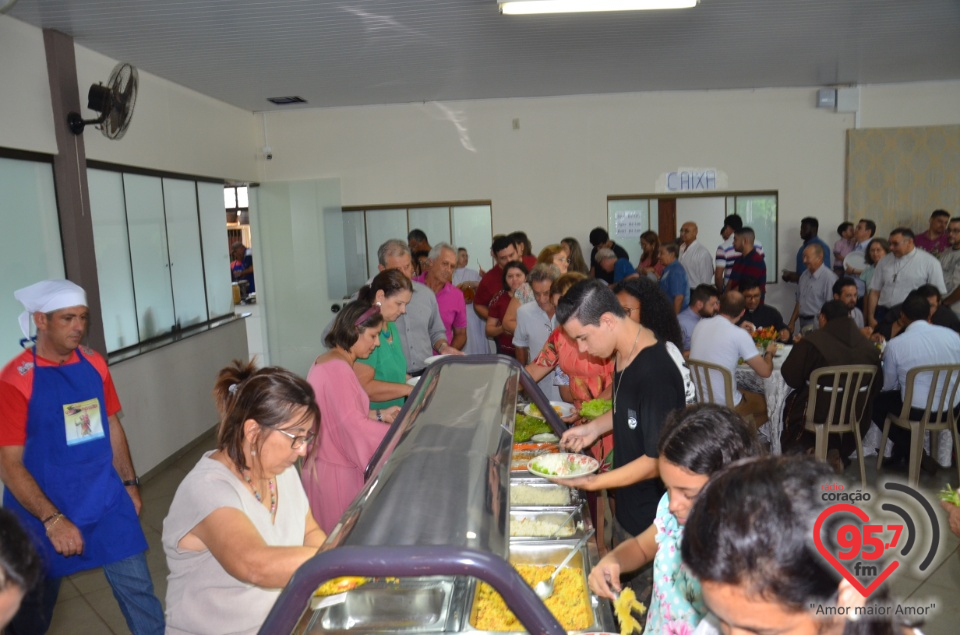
left=0, top=280, right=164, bottom=633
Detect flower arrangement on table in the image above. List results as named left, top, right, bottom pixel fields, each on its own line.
left=752, top=325, right=778, bottom=349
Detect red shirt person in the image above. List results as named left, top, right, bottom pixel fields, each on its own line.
left=0, top=280, right=163, bottom=634
left=474, top=235, right=523, bottom=320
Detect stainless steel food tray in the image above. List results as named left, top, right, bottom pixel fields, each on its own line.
left=299, top=577, right=467, bottom=634
left=509, top=477, right=583, bottom=508
left=463, top=540, right=615, bottom=635
left=508, top=507, right=586, bottom=541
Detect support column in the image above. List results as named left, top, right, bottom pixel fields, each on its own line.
left=43, top=29, right=107, bottom=354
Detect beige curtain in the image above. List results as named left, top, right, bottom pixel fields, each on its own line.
left=846, top=125, right=960, bottom=230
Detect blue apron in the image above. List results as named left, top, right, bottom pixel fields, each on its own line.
left=2, top=347, right=146, bottom=577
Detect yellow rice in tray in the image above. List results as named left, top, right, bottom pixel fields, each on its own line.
left=473, top=564, right=591, bottom=631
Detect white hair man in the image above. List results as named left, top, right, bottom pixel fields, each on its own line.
left=414, top=242, right=468, bottom=351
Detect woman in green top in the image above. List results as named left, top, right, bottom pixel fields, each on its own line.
left=354, top=269, right=414, bottom=409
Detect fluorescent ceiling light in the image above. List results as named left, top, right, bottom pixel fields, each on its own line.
left=499, top=0, right=698, bottom=15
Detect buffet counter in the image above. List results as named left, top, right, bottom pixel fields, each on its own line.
left=259, top=356, right=615, bottom=635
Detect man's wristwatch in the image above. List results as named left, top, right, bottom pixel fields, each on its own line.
left=123, top=477, right=141, bottom=487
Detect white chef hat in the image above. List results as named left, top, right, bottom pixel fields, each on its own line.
left=14, top=279, right=88, bottom=338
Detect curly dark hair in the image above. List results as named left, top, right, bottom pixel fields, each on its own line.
left=612, top=277, right=683, bottom=349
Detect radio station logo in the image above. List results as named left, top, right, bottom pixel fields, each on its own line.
left=814, top=481, right=940, bottom=605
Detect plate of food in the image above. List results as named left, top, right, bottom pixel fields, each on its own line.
left=524, top=401, right=576, bottom=419
left=528, top=453, right=600, bottom=479
left=844, top=250, right=866, bottom=274
left=579, top=398, right=612, bottom=420
left=424, top=354, right=451, bottom=365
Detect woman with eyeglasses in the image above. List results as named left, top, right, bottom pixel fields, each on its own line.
left=163, top=360, right=325, bottom=635
left=301, top=301, right=400, bottom=533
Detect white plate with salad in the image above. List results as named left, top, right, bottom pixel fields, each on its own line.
left=523, top=401, right=576, bottom=419
left=528, top=453, right=600, bottom=479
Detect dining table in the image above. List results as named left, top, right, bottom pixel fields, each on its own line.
left=736, top=344, right=792, bottom=454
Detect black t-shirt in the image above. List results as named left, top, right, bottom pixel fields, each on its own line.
left=737, top=304, right=786, bottom=332
left=612, top=340, right=686, bottom=535
left=590, top=241, right=631, bottom=284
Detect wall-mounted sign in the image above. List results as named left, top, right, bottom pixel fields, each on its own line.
left=656, top=168, right=727, bottom=193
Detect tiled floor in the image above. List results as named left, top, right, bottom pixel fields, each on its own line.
left=49, top=431, right=217, bottom=635
left=47, top=435, right=960, bottom=634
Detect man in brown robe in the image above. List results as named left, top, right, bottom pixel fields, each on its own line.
left=780, top=300, right=882, bottom=471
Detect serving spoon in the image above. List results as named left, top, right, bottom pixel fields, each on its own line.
left=547, top=508, right=578, bottom=539
left=534, top=528, right=596, bottom=600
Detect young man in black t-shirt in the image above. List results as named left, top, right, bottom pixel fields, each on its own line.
left=555, top=279, right=686, bottom=537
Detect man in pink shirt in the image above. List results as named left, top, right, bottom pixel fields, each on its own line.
left=414, top=242, right=468, bottom=351
left=915, top=209, right=951, bottom=256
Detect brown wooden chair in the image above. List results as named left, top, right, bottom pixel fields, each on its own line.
left=876, top=364, right=960, bottom=487
left=687, top=359, right=755, bottom=427
left=802, top=365, right=877, bottom=487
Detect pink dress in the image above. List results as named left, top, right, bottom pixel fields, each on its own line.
left=301, top=358, right=390, bottom=533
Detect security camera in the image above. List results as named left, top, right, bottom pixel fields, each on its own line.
left=263, top=145, right=273, bottom=160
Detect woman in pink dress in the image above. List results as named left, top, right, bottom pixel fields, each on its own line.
left=301, top=301, right=402, bottom=533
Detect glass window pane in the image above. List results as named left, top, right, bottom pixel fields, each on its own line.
left=198, top=182, right=234, bottom=318
left=224, top=187, right=236, bottom=209
left=0, top=157, right=64, bottom=361
left=607, top=199, right=649, bottom=266
left=124, top=173, right=175, bottom=340
left=364, top=209, right=407, bottom=275
left=163, top=179, right=208, bottom=327
left=408, top=207, right=451, bottom=248
left=342, top=212, right=369, bottom=296
left=451, top=205, right=492, bottom=271
left=736, top=195, right=778, bottom=283
left=237, top=186, right=249, bottom=208
left=676, top=197, right=726, bottom=246
left=89, top=169, right=139, bottom=352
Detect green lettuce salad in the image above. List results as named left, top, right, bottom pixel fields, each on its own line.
left=580, top=399, right=612, bottom=420
left=940, top=484, right=960, bottom=506
left=514, top=414, right=551, bottom=443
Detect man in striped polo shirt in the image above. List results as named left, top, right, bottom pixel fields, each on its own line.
left=726, top=227, right=767, bottom=299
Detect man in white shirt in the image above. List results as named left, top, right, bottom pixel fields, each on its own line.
left=832, top=277, right=871, bottom=334
left=865, top=227, right=946, bottom=328
left=871, top=293, right=960, bottom=470
left=689, top=291, right=777, bottom=426
left=679, top=222, right=715, bottom=289
left=940, top=217, right=960, bottom=319
left=845, top=219, right=876, bottom=298
left=514, top=264, right=561, bottom=401
left=787, top=244, right=837, bottom=335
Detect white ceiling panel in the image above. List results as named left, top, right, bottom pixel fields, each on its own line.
left=7, top=0, right=960, bottom=112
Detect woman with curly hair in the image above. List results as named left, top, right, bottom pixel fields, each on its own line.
left=613, top=277, right=695, bottom=403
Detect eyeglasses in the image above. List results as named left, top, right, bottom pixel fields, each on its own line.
left=274, top=428, right=317, bottom=450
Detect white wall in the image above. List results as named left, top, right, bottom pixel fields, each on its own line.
left=0, top=15, right=57, bottom=153
left=0, top=15, right=258, bottom=182
left=257, top=82, right=960, bottom=315
left=111, top=319, right=248, bottom=473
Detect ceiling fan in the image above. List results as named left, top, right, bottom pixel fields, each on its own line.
left=67, top=62, right=139, bottom=140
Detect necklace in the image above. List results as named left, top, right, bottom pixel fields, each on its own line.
left=242, top=468, right=276, bottom=516
left=613, top=324, right=643, bottom=415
